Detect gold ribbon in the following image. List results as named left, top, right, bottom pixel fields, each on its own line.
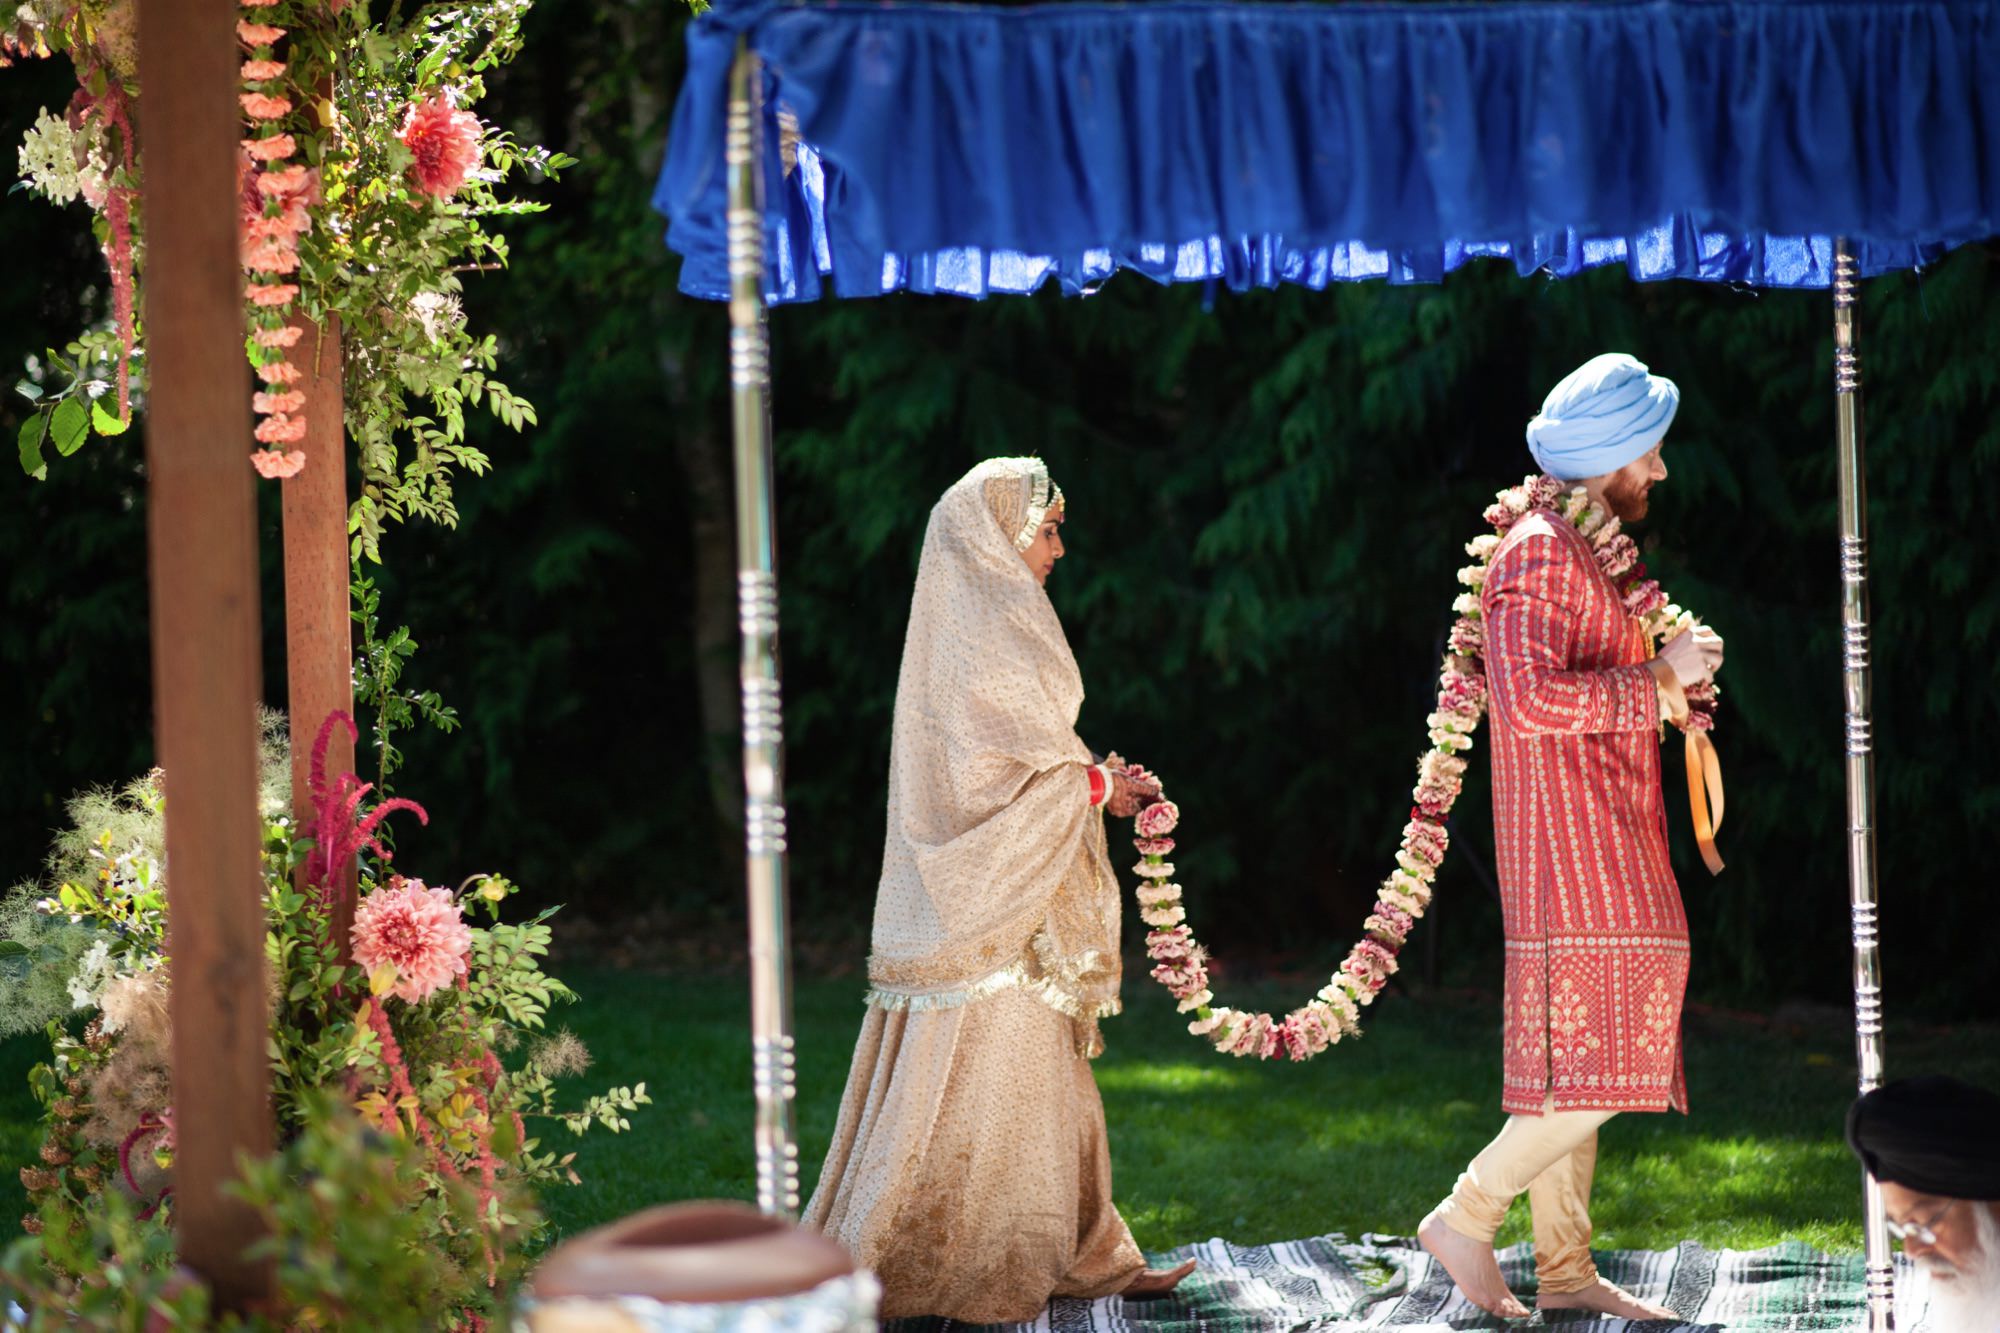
left=1649, top=661, right=1726, bottom=876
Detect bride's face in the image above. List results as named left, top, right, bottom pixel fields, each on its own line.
left=1018, top=506, right=1065, bottom=586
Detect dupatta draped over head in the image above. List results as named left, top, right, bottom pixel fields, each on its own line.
left=865, top=457, right=1122, bottom=1046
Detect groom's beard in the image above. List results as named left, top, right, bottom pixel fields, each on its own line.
left=1918, top=1207, right=2000, bottom=1331
left=1603, top=471, right=1654, bottom=523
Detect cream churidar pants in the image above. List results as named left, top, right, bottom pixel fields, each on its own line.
left=1430, top=1099, right=1614, bottom=1295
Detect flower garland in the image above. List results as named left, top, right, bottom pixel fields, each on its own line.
left=239, top=11, right=313, bottom=479
left=11, top=0, right=559, bottom=555
left=1132, top=473, right=1720, bottom=1060
left=8, top=6, right=139, bottom=434
left=237, top=18, right=489, bottom=481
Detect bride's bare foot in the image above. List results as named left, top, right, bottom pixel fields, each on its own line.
left=1417, top=1211, right=1531, bottom=1319
left=1121, top=1258, right=1196, bottom=1299
left=1537, top=1277, right=1676, bottom=1320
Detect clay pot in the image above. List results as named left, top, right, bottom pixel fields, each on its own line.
left=522, top=1201, right=865, bottom=1333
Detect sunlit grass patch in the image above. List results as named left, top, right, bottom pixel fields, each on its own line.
left=0, top=962, right=1988, bottom=1264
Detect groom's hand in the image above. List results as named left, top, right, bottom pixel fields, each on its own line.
left=1658, top=625, right=1724, bottom=687
left=1691, top=624, right=1724, bottom=677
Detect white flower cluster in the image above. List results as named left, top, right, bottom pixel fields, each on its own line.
left=409, top=290, right=466, bottom=343
left=17, top=107, right=108, bottom=208
left=1137, top=881, right=1186, bottom=929
left=66, top=938, right=115, bottom=1011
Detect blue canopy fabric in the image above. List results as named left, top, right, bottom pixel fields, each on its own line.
left=654, top=0, right=2000, bottom=301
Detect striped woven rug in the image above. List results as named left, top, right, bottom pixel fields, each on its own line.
left=890, top=1234, right=1934, bottom=1332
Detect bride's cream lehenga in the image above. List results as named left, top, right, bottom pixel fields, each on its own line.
left=803, top=458, right=1146, bottom=1322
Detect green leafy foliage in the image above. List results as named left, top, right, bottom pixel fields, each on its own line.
left=6, top=0, right=573, bottom=573
left=9, top=327, right=139, bottom=478
left=353, top=574, right=461, bottom=790
left=0, top=734, right=646, bottom=1323
left=0, top=1098, right=504, bottom=1329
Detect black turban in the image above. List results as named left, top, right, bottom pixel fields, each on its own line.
left=1846, top=1075, right=2000, bottom=1201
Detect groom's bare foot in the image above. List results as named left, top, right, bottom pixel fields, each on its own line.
left=1537, top=1277, right=1676, bottom=1320
left=1121, top=1258, right=1196, bottom=1299
left=1417, top=1211, right=1531, bottom=1319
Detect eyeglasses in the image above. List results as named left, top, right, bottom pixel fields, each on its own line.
left=1886, top=1205, right=1953, bottom=1247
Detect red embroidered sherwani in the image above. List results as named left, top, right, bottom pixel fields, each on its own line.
left=1482, top=509, right=1690, bottom=1115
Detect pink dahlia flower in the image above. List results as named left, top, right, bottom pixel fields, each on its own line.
left=351, top=878, right=472, bottom=1003
left=398, top=97, right=482, bottom=198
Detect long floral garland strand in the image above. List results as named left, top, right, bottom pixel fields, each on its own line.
left=237, top=7, right=489, bottom=482
left=240, top=8, right=314, bottom=479
left=1133, top=473, right=1719, bottom=1061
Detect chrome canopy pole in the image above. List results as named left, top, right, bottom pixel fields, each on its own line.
left=1834, top=238, right=1894, bottom=1331
left=726, top=39, right=799, bottom=1220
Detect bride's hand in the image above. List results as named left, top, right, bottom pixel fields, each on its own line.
left=1107, top=768, right=1160, bottom=818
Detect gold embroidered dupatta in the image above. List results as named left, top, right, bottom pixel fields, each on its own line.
left=864, top=458, right=1122, bottom=1040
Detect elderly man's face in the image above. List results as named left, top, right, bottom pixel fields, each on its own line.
left=1883, top=1181, right=1994, bottom=1278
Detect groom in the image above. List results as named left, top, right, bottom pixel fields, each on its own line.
left=1417, top=354, right=1724, bottom=1320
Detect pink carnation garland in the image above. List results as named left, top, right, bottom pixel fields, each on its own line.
left=236, top=6, right=315, bottom=481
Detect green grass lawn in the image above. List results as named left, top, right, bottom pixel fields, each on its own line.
left=0, top=966, right=1992, bottom=1260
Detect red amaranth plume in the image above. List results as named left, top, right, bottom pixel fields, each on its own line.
left=303, top=711, right=427, bottom=907
left=70, top=76, right=138, bottom=420
left=118, top=1112, right=173, bottom=1219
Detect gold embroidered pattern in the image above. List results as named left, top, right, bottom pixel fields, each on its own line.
left=1635, top=972, right=1678, bottom=1053
left=1548, top=975, right=1602, bottom=1076
left=1511, top=970, right=1547, bottom=1067
left=866, top=958, right=1123, bottom=1023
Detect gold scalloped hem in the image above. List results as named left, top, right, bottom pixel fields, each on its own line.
left=865, top=963, right=1122, bottom=1024
left=1029, top=930, right=1116, bottom=996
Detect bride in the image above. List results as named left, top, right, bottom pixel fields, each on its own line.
left=803, top=456, right=1195, bottom=1321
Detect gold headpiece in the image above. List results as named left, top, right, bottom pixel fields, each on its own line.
left=1012, top=462, right=1065, bottom=552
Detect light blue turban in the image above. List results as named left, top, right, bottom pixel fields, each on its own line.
left=1525, top=353, right=1680, bottom=480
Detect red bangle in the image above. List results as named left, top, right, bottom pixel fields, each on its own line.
left=1086, top=765, right=1107, bottom=806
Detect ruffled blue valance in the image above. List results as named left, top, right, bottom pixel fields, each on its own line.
left=655, top=0, right=2000, bottom=301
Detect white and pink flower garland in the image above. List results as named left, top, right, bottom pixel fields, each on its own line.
left=1130, top=473, right=1719, bottom=1060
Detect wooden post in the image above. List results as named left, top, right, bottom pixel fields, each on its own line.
left=139, top=0, right=275, bottom=1308
left=282, top=314, right=357, bottom=955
